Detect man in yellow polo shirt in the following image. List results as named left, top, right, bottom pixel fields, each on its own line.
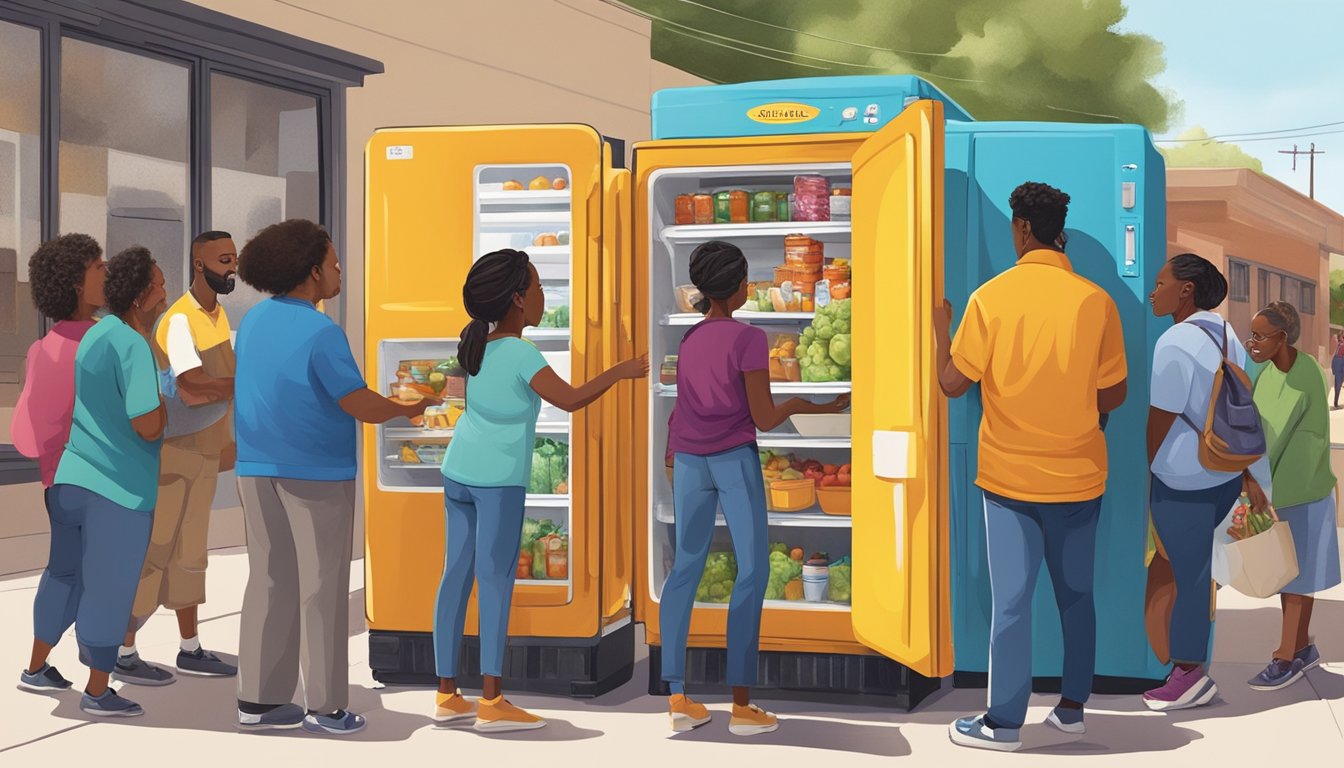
left=937, top=183, right=1128, bottom=752
left=114, top=231, right=239, bottom=685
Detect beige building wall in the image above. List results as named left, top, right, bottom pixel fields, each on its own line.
left=2, top=0, right=706, bottom=575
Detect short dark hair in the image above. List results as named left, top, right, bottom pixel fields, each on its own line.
left=688, top=240, right=748, bottom=314
left=28, top=234, right=103, bottom=321
left=104, top=246, right=156, bottom=316
left=191, top=230, right=233, bottom=276
left=1009, top=182, right=1071, bottom=246
left=1258, top=301, right=1302, bottom=345
left=1167, top=252, right=1229, bottom=310
left=237, top=219, right=331, bottom=296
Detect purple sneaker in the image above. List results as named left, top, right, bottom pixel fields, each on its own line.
left=1144, top=666, right=1217, bottom=711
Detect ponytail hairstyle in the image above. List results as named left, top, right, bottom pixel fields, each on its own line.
left=687, top=240, right=748, bottom=314
left=459, top=249, right=533, bottom=376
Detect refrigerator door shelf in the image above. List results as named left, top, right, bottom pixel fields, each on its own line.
left=661, top=221, right=851, bottom=245
left=656, top=382, right=852, bottom=396
left=654, top=505, right=852, bottom=529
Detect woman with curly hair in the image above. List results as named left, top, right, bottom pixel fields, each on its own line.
left=1242, top=301, right=1341, bottom=691
left=44, top=245, right=168, bottom=717
left=232, top=219, right=433, bottom=736
left=13, top=234, right=104, bottom=696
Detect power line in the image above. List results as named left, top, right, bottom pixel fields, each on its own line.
left=1159, top=127, right=1344, bottom=145
left=1279, top=143, right=1325, bottom=199
left=1159, top=120, right=1344, bottom=142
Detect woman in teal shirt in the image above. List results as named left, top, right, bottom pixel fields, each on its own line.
left=1243, top=301, right=1341, bottom=691
left=432, top=249, right=647, bottom=731
left=49, top=246, right=167, bottom=717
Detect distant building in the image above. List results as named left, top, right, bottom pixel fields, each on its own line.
left=1167, top=168, right=1344, bottom=364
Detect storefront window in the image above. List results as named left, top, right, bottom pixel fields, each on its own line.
left=210, top=73, right=320, bottom=322
left=0, top=20, right=41, bottom=444
left=59, top=38, right=191, bottom=296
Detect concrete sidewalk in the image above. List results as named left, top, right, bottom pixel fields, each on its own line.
left=2, top=549, right=1342, bottom=767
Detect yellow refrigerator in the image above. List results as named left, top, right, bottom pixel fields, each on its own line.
left=363, top=124, right=636, bottom=696
left=630, top=101, right=952, bottom=709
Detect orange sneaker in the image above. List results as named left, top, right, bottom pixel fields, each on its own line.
left=729, top=703, right=778, bottom=736
left=669, top=694, right=711, bottom=732
left=474, top=696, right=546, bottom=732
left=432, top=690, right=473, bottom=723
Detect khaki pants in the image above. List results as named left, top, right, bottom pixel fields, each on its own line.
left=236, top=476, right=354, bottom=713
left=131, top=441, right=220, bottom=621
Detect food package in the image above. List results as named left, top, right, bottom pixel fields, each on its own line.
left=828, top=556, right=852, bottom=603
left=793, top=175, right=831, bottom=221
left=675, top=284, right=703, bottom=313
left=545, top=534, right=569, bottom=579
left=784, top=578, right=804, bottom=601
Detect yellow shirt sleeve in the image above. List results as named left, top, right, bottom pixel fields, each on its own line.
left=1097, top=296, right=1127, bottom=389
left=951, top=293, right=991, bottom=382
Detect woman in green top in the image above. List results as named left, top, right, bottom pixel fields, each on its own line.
left=432, top=249, right=647, bottom=732
left=1242, top=301, right=1341, bottom=692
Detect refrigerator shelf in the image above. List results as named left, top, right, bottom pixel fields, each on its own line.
left=384, top=422, right=570, bottom=440
left=755, top=436, right=852, bottom=450
left=515, top=578, right=570, bottom=586
left=478, top=211, right=571, bottom=226
left=691, top=599, right=850, bottom=612
left=656, top=382, right=851, bottom=397
left=527, top=494, right=571, bottom=508
left=662, top=311, right=814, bottom=326
left=661, top=221, right=850, bottom=244
left=524, top=327, right=571, bottom=341
left=655, top=505, right=851, bottom=529
left=477, top=190, right=571, bottom=205
left=384, top=461, right=441, bottom=470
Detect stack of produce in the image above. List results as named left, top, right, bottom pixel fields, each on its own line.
left=766, top=543, right=804, bottom=600
left=828, top=556, right=852, bottom=604
left=527, top=438, right=569, bottom=495
left=695, top=552, right=738, bottom=603
left=518, top=518, right=568, bottom=580
left=798, top=299, right=851, bottom=382
left=1228, top=495, right=1277, bottom=541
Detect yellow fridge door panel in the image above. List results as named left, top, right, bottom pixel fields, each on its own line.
left=601, top=164, right=635, bottom=623
left=849, top=101, right=952, bottom=678
left=364, top=124, right=607, bottom=640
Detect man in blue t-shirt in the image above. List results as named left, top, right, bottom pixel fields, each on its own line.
left=231, top=220, right=432, bottom=736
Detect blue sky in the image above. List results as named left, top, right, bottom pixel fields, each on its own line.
left=1119, top=0, right=1344, bottom=216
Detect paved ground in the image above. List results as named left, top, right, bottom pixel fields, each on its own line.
left=2, top=546, right=1342, bottom=767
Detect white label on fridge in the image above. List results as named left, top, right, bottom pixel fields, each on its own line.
left=386, top=145, right=414, bottom=160
left=873, top=430, right=914, bottom=479
left=1122, top=182, right=1137, bottom=210
left=1125, top=225, right=1137, bottom=267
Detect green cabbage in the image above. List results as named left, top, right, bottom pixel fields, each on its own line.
left=695, top=552, right=737, bottom=603
left=829, top=556, right=852, bottom=604
left=765, top=550, right=802, bottom=599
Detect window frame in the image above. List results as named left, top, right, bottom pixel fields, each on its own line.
left=1228, top=259, right=1251, bottom=302
left=0, top=0, right=379, bottom=481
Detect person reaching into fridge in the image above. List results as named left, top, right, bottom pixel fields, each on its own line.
left=936, top=183, right=1127, bottom=752
left=1242, top=301, right=1340, bottom=691
left=434, top=248, right=647, bottom=732
left=659, top=240, right=849, bottom=736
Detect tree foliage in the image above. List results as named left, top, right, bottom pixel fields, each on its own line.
left=1331, top=270, right=1344, bottom=328
left=622, top=0, right=1178, bottom=131
left=1159, top=126, right=1264, bottom=172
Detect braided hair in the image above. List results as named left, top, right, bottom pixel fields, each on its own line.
left=1167, top=253, right=1229, bottom=310
left=687, top=240, right=747, bottom=314
left=459, top=249, right=533, bottom=376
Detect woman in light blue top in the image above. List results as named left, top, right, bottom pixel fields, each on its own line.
left=433, top=249, right=647, bottom=731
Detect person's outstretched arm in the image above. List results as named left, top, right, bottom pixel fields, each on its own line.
left=531, top=355, right=649, bottom=413
left=744, top=370, right=849, bottom=432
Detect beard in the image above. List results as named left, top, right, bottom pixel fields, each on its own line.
left=203, top=267, right=236, bottom=295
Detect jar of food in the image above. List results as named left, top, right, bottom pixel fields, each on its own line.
left=692, top=193, right=714, bottom=224
left=752, top=191, right=776, bottom=222
left=729, top=190, right=750, bottom=223
left=799, top=292, right=815, bottom=313
left=823, top=263, right=850, bottom=283
left=674, top=194, right=695, bottom=225
left=830, top=279, right=851, bottom=300
left=775, top=192, right=790, bottom=222
left=793, top=175, right=831, bottom=221
left=713, top=190, right=732, bottom=224
left=660, top=355, right=678, bottom=386
left=781, top=357, right=802, bottom=382
left=830, top=187, right=852, bottom=220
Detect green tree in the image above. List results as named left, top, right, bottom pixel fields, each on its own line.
left=1331, top=269, right=1344, bottom=328
left=1159, top=127, right=1263, bottom=172
left=622, top=0, right=1177, bottom=130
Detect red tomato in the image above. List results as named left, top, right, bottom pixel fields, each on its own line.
left=820, top=475, right=840, bottom=488
left=837, top=472, right=851, bottom=486
left=823, top=464, right=839, bottom=475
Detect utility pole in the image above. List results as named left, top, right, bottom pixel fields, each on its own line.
left=1279, top=142, right=1325, bottom=199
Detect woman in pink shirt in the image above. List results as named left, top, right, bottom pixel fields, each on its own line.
left=11, top=234, right=105, bottom=693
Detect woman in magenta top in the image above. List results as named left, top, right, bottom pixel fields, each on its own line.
left=659, top=241, right=848, bottom=736
left=12, top=234, right=105, bottom=693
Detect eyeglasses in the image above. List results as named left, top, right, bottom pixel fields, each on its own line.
left=1247, top=330, right=1285, bottom=343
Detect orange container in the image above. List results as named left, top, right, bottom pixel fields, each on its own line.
left=692, top=193, right=714, bottom=224
left=817, top=486, right=852, bottom=516
left=768, top=478, right=816, bottom=512
left=773, top=265, right=797, bottom=286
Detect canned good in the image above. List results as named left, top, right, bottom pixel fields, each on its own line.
left=660, top=355, right=678, bottom=386
left=830, top=187, right=852, bottom=219
left=752, top=191, right=776, bottom=222
left=729, top=190, right=750, bottom=223
left=674, top=194, right=694, bottom=225
left=713, top=191, right=732, bottom=223
left=692, top=194, right=714, bottom=224
left=775, top=192, right=790, bottom=222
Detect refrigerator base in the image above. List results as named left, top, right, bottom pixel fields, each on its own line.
left=952, top=671, right=1165, bottom=695
left=369, top=622, right=635, bottom=698
left=646, top=644, right=943, bottom=711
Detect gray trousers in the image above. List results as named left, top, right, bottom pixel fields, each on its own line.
left=236, top=476, right=354, bottom=713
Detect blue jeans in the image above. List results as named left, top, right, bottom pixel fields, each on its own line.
left=32, top=485, right=152, bottom=673
left=433, top=478, right=527, bottom=678
left=660, top=444, right=769, bottom=690
left=1149, top=475, right=1241, bottom=665
left=984, top=492, right=1102, bottom=730
left=1332, top=358, right=1344, bottom=405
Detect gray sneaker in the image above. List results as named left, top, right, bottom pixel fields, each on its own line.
left=949, top=715, right=1021, bottom=752
left=238, top=702, right=306, bottom=730
left=1295, top=644, right=1321, bottom=672
left=176, top=648, right=237, bottom=677
left=302, top=710, right=367, bottom=736
left=80, top=688, right=144, bottom=717
left=112, top=652, right=176, bottom=687
left=18, top=663, right=73, bottom=693
left=1248, top=658, right=1306, bottom=691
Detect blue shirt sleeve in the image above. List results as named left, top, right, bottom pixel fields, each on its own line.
left=309, top=325, right=366, bottom=403
left=123, top=334, right=162, bottom=420
left=1150, top=333, right=1194, bottom=414
left=515, top=340, right=549, bottom=386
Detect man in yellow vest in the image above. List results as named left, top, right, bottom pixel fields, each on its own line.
left=114, top=231, right=239, bottom=685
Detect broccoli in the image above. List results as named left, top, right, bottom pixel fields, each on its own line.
left=695, top=552, right=737, bottom=603
left=829, top=556, right=852, bottom=603
left=765, top=550, right=802, bottom=599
